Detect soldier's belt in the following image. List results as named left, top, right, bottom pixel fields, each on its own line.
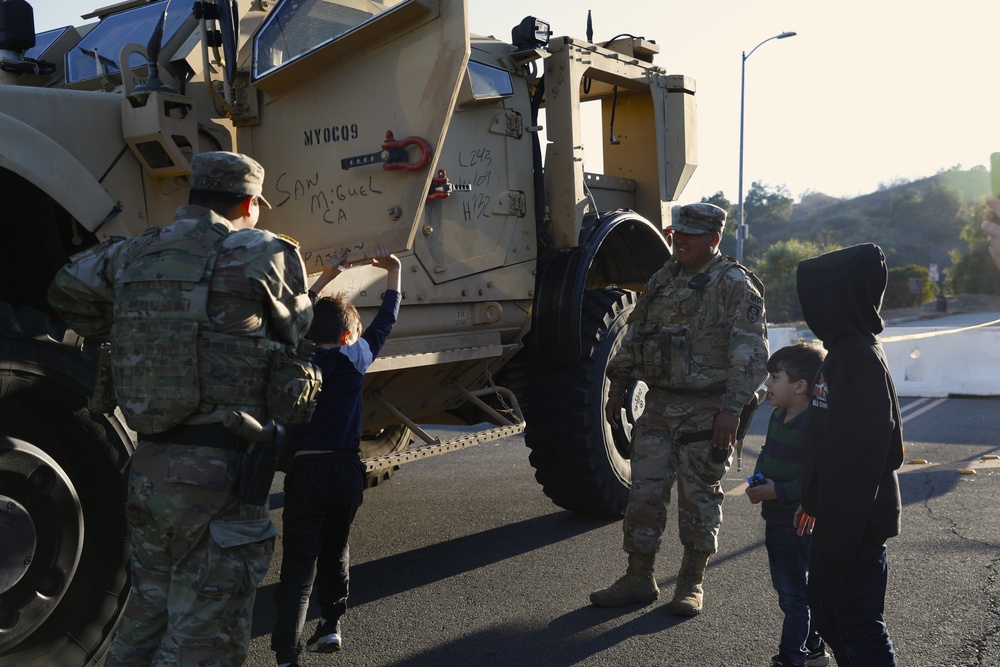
left=141, top=422, right=244, bottom=451
left=674, top=430, right=713, bottom=446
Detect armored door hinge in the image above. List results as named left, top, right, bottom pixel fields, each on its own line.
left=215, top=77, right=260, bottom=126
left=490, top=110, right=523, bottom=139
left=495, top=190, right=527, bottom=217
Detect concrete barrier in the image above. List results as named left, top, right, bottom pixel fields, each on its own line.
left=880, top=326, right=1000, bottom=397
left=766, top=324, right=1000, bottom=398
left=768, top=326, right=798, bottom=352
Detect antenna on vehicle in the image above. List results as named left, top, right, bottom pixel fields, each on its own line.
left=130, top=0, right=177, bottom=97
left=608, top=85, right=621, bottom=145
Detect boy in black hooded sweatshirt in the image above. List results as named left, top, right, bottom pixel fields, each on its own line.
left=795, top=244, right=903, bottom=667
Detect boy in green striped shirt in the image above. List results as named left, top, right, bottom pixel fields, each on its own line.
left=747, top=343, right=830, bottom=667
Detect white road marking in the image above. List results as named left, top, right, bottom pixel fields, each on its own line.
left=901, top=398, right=947, bottom=422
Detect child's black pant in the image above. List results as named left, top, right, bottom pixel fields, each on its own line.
left=271, top=451, right=365, bottom=664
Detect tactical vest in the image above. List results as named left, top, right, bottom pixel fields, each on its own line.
left=110, top=213, right=280, bottom=434
left=629, top=254, right=763, bottom=391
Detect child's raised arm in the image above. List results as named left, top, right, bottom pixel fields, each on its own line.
left=309, top=248, right=351, bottom=297
left=370, top=244, right=401, bottom=293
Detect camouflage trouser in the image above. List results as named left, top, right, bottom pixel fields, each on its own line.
left=106, top=441, right=277, bottom=667
left=622, top=396, right=731, bottom=555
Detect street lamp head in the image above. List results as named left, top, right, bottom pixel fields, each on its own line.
left=744, top=31, right=798, bottom=61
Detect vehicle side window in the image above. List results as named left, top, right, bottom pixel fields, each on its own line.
left=254, top=0, right=409, bottom=79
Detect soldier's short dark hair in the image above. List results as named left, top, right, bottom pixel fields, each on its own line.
left=767, top=343, right=825, bottom=388
left=188, top=188, right=253, bottom=212
left=309, top=294, right=362, bottom=346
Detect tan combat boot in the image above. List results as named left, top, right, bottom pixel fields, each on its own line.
left=669, top=547, right=710, bottom=616
left=589, top=552, right=659, bottom=607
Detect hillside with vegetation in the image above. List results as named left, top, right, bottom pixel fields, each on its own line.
left=697, top=166, right=999, bottom=323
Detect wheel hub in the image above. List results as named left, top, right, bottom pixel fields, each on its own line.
left=0, top=495, right=36, bottom=593
left=0, top=437, right=82, bottom=643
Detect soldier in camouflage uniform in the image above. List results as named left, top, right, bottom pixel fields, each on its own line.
left=47, top=152, right=314, bottom=666
left=590, top=202, right=768, bottom=616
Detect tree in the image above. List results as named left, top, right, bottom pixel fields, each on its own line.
left=701, top=191, right=732, bottom=212
left=884, top=265, right=933, bottom=309
left=692, top=167, right=992, bottom=300
left=743, top=181, right=793, bottom=226
left=884, top=183, right=964, bottom=267
left=877, top=176, right=912, bottom=191
left=796, top=191, right=843, bottom=213
left=752, top=239, right=833, bottom=324
left=947, top=199, right=1000, bottom=296
left=740, top=181, right=794, bottom=259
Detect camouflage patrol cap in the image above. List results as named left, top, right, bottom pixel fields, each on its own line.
left=667, top=202, right=727, bottom=234
left=189, top=151, right=272, bottom=209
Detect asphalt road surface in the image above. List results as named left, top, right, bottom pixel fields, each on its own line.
left=245, top=397, right=1000, bottom=667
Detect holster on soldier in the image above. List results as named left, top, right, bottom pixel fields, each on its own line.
left=225, top=411, right=287, bottom=506
left=236, top=424, right=285, bottom=506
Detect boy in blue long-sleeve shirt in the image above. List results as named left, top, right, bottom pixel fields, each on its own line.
left=272, top=245, right=401, bottom=667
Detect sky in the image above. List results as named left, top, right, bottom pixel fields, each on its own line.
left=32, top=0, right=1000, bottom=203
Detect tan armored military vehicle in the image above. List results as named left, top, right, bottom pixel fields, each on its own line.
left=0, top=0, right=696, bottom=661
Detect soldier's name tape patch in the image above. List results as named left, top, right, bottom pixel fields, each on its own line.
left=747, top=292, right=764, bottom=308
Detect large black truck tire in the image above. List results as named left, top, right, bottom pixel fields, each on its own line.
left=524, top=288, right=638, bottom=517
left=0, top=318, right=133, bottom=666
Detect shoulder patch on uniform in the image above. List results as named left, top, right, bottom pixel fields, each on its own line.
left=747, top=292, right=764, bottom=308
left=747, top=304, right=761, bottom=323
left=277, top=233, right=300, bottom=247
left=726, top=258, right=765, bottom=294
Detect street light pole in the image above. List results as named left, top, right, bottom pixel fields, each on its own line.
left=736, top=31, right=796, bottom=265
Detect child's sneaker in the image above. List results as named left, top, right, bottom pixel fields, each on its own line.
left=804, top=645, right=831, bottom=667
left=306, top=617, right=342, bottom=653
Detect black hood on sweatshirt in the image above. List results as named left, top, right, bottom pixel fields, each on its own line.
left=796, top=244, right=886, bottom=348
left=797, top=242, right=902, bottom=566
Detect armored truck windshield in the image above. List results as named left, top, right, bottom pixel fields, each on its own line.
left=65, top=0, right=191, bottom=86
left=254, top=0, right=409, bottom=79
